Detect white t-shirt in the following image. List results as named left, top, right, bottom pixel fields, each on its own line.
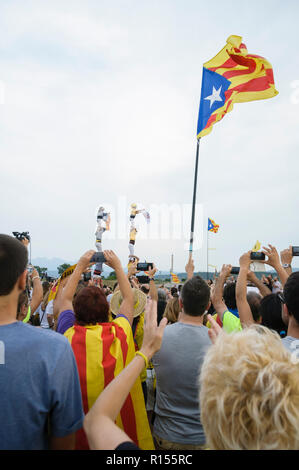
left=36, top=303, right=49, bottom=329
left=246, top=286, right=260, bottom=295
left=272, top=281, right=282, bottom=294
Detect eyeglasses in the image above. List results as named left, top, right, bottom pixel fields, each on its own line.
left=277, top=293, right=285, bottom=304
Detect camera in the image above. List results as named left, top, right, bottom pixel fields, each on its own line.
left=136, top=275, right=150, bottom=284
left=292, top=246, right=299, bottom=256
left=90, top=252, right=106, bottom=263
left=13, top=231, right=30, bottom=242
left=137, top=262, right=153, bottom=271
left=250, top=252, right=265, bottom=261
left=231, top=267, right=240, bottom=275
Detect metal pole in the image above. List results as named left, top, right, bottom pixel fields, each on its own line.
left=189, top=138, right=201, bottom=255
left=207, top=229, right=209, bottom=280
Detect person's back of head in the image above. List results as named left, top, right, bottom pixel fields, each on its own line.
left=140, top=285, right=150, bottom=295
left=200, top=325, right=299, bottom=449
left=74, top=286, right=109, bottom=325
left=157, top=289, right=167, bottom=323
left=283, top=272, right=299, bottom=325
left=42, top=281, right=50, bottom=296
left=223, top=282, right=237, bottom=311
left=181, top=275, right=210, bottom=317
left=0, top=234, right=28, bottom=297
left=170, top=287, right=178, bottom=297
left=247, top=291, right=262, bottom=323
left=260, top=293, right=287, bottom=336
left=164, top=297, right=180, bottom=324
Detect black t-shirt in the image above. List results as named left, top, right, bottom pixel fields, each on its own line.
left=115, top=441, right=140, bottom=450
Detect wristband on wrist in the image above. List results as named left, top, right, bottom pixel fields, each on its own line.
left=32, top=276, right=40, bottom=281
left=135, top=351, right=149, bottom=368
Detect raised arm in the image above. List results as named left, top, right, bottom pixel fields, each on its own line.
left=148, top=264, right=158, bottom=302
left=262, top=244, right=289, bottom=287
left=211, top=264, right=232, bottom=322
left=58, top=250, right=95, bottom=314
left=83, top=300, right=168, bottom=450
left=29, top=268, right=43, bottom=314
left=236, top=252, right=255, bottom=327
left=280, top=246, right=293, bottom=277
left=104, top=250, right=134, bottom=326
left=185, top=255, right=195, bottom=280
left=247, top=270, right=272, bottom=297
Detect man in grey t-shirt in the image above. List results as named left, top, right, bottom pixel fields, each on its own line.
left=152, top=269, right=211, bottom=450
left=0, top=234, right=84, bottom=450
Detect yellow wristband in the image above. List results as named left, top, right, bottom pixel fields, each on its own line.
left=135, top=351, right=149, bottom=369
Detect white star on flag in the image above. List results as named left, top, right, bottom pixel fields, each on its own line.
left=204, top=86, right=223, bottom=108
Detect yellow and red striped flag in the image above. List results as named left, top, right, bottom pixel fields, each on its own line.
left=47, top=264, right=77, bottom=303
left=64, top=316, right=154, bottom=450
left=171, top=272, right=180, bottom=284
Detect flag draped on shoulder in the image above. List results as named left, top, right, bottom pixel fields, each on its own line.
left=197, top=35, right=278, bottom=138
left=208, top=218, right=219, bottom=233
left=64, top=317, right=154, bottom=450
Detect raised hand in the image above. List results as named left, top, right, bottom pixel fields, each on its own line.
left=280, top=246, right=293, bottom=266
left=239, top=251, right=251, bottom=270
left=77, top=250, right=96, bottom=272
left=262, top=244, right=280, bottom=269
left=103, top=250, right=122, bottom=270
left=140, top=300, right=168, bottom=359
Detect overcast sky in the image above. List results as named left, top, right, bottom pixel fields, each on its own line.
left=1, top=0, right=299, bottom=272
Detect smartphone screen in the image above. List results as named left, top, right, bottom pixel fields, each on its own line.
left=250, top=252, right=265, bottom=261
left=90, top=252, right=106, bottom=263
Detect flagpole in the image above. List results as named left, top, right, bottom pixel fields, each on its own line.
left=189, top=138, right=201, bottom=257
left=207, top=228, right=209, bottom=281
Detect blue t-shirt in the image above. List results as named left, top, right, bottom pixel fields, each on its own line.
left=0, top=321, right=84, bottom=450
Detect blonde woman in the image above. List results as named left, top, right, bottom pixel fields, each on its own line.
left=200, top=316, right=299, bottom=450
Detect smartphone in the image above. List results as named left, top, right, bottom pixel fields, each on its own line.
left=292, top=246, right=299, bottom=256
left=137, top=262, right=153, bottom=271
left=231, top=267, right=240, bottom=275
left=83, top=272, right=92, bottom=282
left=250, top=252, right=265, bottom=261
left=27, top=265, right=34, bottom=273
left=90, top=252, right=106, bottom=263
left=136, top=275, right=150, bottom=284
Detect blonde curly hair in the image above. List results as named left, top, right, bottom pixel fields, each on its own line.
left=199, top=325, right=299, bottom=450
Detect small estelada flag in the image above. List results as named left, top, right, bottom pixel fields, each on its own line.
left=208, top=218, right=219, bottom=233
left=171, top=272, right=180, bottom=284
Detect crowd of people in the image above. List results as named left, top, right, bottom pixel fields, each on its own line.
left=1, top=233, right=299, bottom=450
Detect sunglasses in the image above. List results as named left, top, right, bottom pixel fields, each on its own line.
left=277, top=293, right=285, bottom=304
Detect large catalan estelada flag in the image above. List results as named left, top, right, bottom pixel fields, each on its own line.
left=208, top=218, right=219, bottom=233
left=170, top=272, right=180, bottom=284
left=64, top=316, right=154, bottom=450
left=197, top=35, right=278, bottom=138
